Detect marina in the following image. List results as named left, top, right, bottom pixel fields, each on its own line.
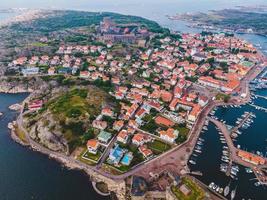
left=188, top=66, right=267, bottom=199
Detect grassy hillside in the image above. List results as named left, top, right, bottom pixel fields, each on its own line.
left=40, top=87, right=109, bottom=151
left=10, top=10, right=165, bottom=33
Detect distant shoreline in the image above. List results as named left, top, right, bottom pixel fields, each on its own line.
left=0, top=9, right=43, bottom=28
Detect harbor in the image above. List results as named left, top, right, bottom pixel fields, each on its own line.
left=188, top=64, right=267, bottom=199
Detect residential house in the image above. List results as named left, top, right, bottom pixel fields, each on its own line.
left=117, top=130, right=129, bottom=144
left=87, top=139, right=99, bottom=155
left=97, top=130, right=112, bottom=144
left=159, top=128, right=179, bottom=143
left=139, top=145, right=153, bottom=158
left=92, top=120, right=107, bottom=130
left=132, top=133, right=151, bottom=146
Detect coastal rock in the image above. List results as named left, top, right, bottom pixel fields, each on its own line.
left=0, top=76, right=47, bottom=93
left=26, top=112, right=68, bottom=153
left=9, top=103, right=22, bottom=111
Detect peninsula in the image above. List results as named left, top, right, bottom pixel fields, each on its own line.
left=2, top=9, right=267, bottom=200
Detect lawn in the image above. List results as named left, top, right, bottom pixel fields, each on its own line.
left=30, top=42, right=48, bottom=47
left=44, top=87, right=108, bottom=149
left=82, top=150, right=102, bottom=162
left=77, top=148, right=100, bottom=165
left=171, top=177, right=205, bottom=200
left=215, top=93, right=230, bottom=102
left=147, top=140, right=171, bottom=155
left=175, top=125, right=190, bottom=144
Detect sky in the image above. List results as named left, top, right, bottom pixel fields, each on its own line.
left=1, top=0, right=266, bottom=20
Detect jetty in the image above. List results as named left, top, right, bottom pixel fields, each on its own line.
left=248, top=103, right=267, bottom=112
left=208, top=117, right=267, bottom=185
left=253, top=94, right=267, bottom=101
left=231, top=112, right=251, bottom=134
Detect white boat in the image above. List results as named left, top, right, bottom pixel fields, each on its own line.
left=194, top=149, right=202, bottom=153
left=209, top=182, right=214, bottom=188
left=254, top=182, right=261, bottom=186
left=189, top=160, right=196, bottom=165
left=245, top=168, right=253, bottom=173
left=224, top=182, right=230, bottom=196
left=231, top=186, right=237, bottom=200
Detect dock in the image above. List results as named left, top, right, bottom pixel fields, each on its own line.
left=208, top=117, right=267, bottom=184
left=248, top=103, right=267, bottom=112
left=189, top=171, right=203, bottom=176
left=253, top=94, right=267, bottom=101
left=231, top=112, right=251, bottom=134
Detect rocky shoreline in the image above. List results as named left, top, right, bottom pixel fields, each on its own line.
left=7, top=109, right=125, bottom=200
left=8, top=119, right=125, bottom=199
left=0, top=82, right=123, bottom=199
left=8, top=121, right=29, bottom=147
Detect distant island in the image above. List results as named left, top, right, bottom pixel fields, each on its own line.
left=168, top=7, right=267, bottom=36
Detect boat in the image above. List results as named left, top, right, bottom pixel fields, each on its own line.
left=230, top=175, right=238, bottom=180
left=219, top=188, right=224, bottom=194
left=220, top=167, right=227, bottom=173
left=195, top=146, right=202, bottom=150
left=197, top=141, right=203, bottom=145
left=231, top=186, right=237, bottom=200
left=224, top=182, right=230, bottom=196
left=230, top=170, right=237, bottom=176
left=254, top=182, right=261, bottom=186
left=221, top=158, right=229, bottom=163
left=194, top=149, right=202, bottom=153
left=209, top=182, right=214, bottom=188
left=212, top=184, right=217, bottom=190
left=189, top=160, right=196, bottom=165
left=245, top=168, right=253, bottom=173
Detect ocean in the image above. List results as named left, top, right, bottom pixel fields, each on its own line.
left=0, top=93, right=108, bottom=200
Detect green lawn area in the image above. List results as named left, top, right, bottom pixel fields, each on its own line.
left=147, top=140, right=171, bottom=155
left=40, top=87, right=109, bottom=152
left=82, top=150, right=102, bottom=162
left=140, top=118, right=158, bottom=133
left=171, top=177, right=205, bottom=200
left=77, top=149, right=97, bottom=165
left=175, top=125, right=190, bottom=144
left=215, top=93, right=230, bottom=103
left=30, top=42, right=48, bottom=47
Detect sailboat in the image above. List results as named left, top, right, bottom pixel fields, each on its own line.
left=231, top=186, right=237, bottom=200
left=224, top=181, right=231, bottom=196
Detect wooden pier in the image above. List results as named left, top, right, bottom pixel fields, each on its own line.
left=231, top=112, right=251, bottom=134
